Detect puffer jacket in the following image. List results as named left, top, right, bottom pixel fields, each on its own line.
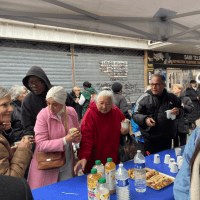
left=0, top=134, right=32, bottom=178
left=132, top=89, right=184, bottom=140
left=186, top=86, right=200, bottom=123
left=175, top=93, right=194, bottom=135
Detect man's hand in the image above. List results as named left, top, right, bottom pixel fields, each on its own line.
left=171, top=107, right=179, bottom=115
left=197, top=96, right=199, bottom=100
left=146, top=118, right=156, bottom=127
left=74, top=159, right=87, bottom=175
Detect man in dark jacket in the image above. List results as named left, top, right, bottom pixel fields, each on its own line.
left=112, top=82, right=131, bottom=120
left=21, top=66, right=52, bottom=137
left=132, top=74, right=184, bottom=154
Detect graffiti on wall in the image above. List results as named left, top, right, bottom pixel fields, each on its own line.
left=100, top=61, right=128, bottom=80
left=96, top=81, right=141, bottom=103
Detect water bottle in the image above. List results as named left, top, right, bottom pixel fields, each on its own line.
left=92, top=160, right=105, bottom=178
left=115, top=163, right=130, bottom=200
left=97, top=178, right=110, bottom=200
left=134, top=150, right=146, bottom=193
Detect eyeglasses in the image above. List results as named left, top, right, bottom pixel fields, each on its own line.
left=28, top=81, right=42, bottom=87
left=150, top=83, right=162, bottom=87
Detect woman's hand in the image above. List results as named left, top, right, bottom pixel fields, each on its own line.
left=121, top=127, right=129, bottom=135
left=18, top=136, right=32, bottom=149
left=11, top=145, right=18, bottom=154
left=74, top=159, right=87, bottom=175
left=65, top=129, right=81, bottom=143
left=0, top=122, right=11, bottom=132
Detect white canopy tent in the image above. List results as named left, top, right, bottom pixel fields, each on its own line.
left=1, top=0, right=200, bottom=54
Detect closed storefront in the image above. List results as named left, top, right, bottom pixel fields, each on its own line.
left=0, top=39, right=144, bottom=103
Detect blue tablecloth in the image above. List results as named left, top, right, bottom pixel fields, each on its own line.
left=32, top=146, right=185, bottom=200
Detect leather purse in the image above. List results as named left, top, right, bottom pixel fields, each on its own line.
left=36, top=109, right=68, bottom=170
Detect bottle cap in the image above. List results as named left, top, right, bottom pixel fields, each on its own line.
left=91, top=169, right=97, bottom=173
left=95, top=160, right=101, bottom=165
left=98, top=178, right=106, bottom=183
left=119, top=163, right=123, bottom=168
left=107, top=158, right=112, bottom=162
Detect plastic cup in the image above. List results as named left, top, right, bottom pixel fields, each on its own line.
left=121, top=122, right=129, bottom=129
left=175, top=148, right=182, bottom=157
left=178, top=159, right=183, bottom=169
left=154, top=154, right=161, bottom=164
left=14, top=141, right=20, bottom=146
left=169, top=158, right=175, bottom=168
left=177, top=155, right=183, bottom=164
left=164, top=154, right=170, bottom=164
left=165, top=110, right=172, bottom=119
left=170, top=162, right=178, bottom=173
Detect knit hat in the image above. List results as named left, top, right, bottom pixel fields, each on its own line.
left=112, top=82, right=122, bottom=92
left=46, top=86, right=67, bottom=105
left=190, top=80, right=197, bottom=84
left=0, top=87, right=10, bottom=100
left=83, top=81, right=92, bottom=88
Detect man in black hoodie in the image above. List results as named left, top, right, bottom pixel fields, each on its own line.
left=21, top=66, right=52, bottom=137
left=132, top=74, right=184, bottom=154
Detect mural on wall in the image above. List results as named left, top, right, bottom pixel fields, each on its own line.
left=97, top=61, right=141, bottom=103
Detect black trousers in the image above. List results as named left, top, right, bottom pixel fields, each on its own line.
left=144, top=137, right=172, bottom=155
left=174, top=133, right=187, bottom=148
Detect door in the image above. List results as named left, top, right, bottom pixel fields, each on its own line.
left=167, top=69, right=183, bottom=92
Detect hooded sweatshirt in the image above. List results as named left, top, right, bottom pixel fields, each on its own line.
left=78, top=102, right=125, bottom=174
left=21, top=66, right=52, bottom=136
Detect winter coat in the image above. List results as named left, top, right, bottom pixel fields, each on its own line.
left=175, top=93, right=194, bottom=135
left=132, top=89, right=184, bottom=140
left=70, top=90, right=83, bottom=120
left=27, top=106, right=80, bottom=190
left=81, top=87, right=97, bottom=117
left=78, top=102, right=125, bottom=174
left=173, top=126, right=200, bottom=200
left=186, top=87, right=200, bottom=123
left=21, top=66, right=52, bottom=136
left=113, top=92, right=131, bottom=120
left=3, top=100, right=24, bottom=146
left=0, top=134, right=32, bottom=178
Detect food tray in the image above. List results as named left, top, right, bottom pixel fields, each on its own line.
left=128, top=167, right=175, bottom=190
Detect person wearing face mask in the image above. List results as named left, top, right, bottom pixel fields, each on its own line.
left=186, top=80, right=200, bottom=130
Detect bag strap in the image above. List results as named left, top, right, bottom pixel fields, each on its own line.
left=64, top=108, right=68, bottom=134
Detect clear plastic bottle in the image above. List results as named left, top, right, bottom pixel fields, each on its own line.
left=92, top=160, right=105, bottom=178
left=97, top=178, right=110, bottom=200
left=87, top=169, right=102, bottom=200
left=134, top=150, right=146, bottom=193
left=115, top=163, right=130, bottom=200
left=105, top=158, right=116, bottom=194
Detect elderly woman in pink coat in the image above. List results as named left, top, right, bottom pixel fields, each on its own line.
left=27, top=86, right=81, bottom=190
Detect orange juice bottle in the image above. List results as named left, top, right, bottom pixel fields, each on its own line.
left=105, top=158, right=116, bottom=194
left=87, top=168, right=101, bottom=200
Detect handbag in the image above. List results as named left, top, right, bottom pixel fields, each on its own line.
left=118, top=133, right=138, bottom=162
left=36, top=109, right=68, bottom=170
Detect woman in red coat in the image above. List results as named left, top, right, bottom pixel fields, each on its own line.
left=74, top=90, right=128, bottom=174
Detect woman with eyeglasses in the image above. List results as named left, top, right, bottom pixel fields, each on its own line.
left=0, top=87, right=32, bottom=177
